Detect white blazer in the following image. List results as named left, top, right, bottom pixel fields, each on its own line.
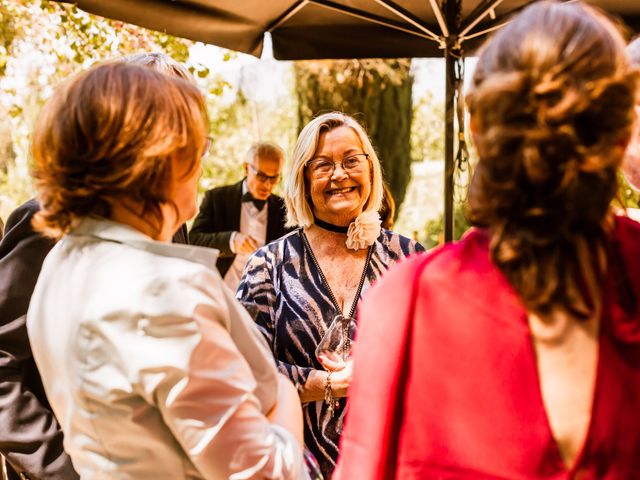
left=27, top=218, right=307, bottom=479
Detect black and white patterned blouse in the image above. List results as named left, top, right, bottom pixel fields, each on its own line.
left=237, top=228, right=424, bottom=478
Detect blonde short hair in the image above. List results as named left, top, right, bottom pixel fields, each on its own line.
left=284, top=112, right=384, bottom=228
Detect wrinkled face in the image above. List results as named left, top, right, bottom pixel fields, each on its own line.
left=245, top=155, right=282, bottom=200
left=306, top=126, right=371, bottom=226
left=623, top=105, right=640, bottom=191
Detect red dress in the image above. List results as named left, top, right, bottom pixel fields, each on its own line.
left=334, top=217, right=640, bottom=479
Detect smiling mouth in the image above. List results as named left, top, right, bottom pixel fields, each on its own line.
left=327, top=186, right=357, bottom=196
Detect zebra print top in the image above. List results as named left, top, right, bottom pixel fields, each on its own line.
left=236, top=228, right=424, bottom=478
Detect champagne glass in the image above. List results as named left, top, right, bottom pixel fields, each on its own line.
left=315, top=314, right=357, bottom=371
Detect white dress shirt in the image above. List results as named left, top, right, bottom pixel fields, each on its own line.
left=224, top=181, right=268, bottom=291
left=27, top=218, right=307, bottom=480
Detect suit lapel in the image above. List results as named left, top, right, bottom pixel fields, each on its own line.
left=228, top=180, right=244, bottom=232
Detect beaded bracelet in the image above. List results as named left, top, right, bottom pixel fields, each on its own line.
left=324, top=371, right=340, bottom=417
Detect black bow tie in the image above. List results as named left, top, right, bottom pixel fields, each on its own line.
left=242, top=192, right=267, bottom=211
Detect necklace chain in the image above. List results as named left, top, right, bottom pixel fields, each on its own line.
left=300, top=229, right=373, bottom=319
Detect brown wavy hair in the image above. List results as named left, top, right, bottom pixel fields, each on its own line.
left=32, top=61, right=208, bottom=239
left=466, top=1, right=638, bottom=317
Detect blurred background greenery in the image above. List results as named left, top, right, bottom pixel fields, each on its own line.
left=1, top=0, right=637, bottom=246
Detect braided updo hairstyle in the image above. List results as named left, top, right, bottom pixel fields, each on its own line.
left=467, top=1, right=638, bottom=317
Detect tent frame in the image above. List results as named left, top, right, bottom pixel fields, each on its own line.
left=58, top=0, right=564, bottom=241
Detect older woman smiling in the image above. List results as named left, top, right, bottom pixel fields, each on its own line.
left=237, top=112, right=424, bottom=478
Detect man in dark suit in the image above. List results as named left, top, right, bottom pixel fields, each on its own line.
left=0, top=200, right=79, bottom=480
left=190, top=142, right=289, bottom=290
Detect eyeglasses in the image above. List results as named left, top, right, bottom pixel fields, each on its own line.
left=306, top=153, right=369, bottom=179
left=247, top=163, right=280, bottom=184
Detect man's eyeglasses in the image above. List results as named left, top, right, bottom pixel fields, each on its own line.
left=247, top=163, right=280, bottom=184
left=306, top=153, right=369, bottom=179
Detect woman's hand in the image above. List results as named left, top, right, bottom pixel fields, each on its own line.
left=328, top=359, right=353, bottom=398
left=233, top=232, right=260, bottom=254
left=317, top=353, right=346, bottom=372
left=300, top=358, right=354, bottom=403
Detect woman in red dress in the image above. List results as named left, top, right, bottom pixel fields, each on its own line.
left=335, top=1, right=640, bottom=478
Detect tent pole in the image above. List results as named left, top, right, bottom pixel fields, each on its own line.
left=444, top=44, right=455, bottom=243
left=443, top=0, right=459, bottom=243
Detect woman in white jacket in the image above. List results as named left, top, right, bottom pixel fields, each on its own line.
left=26, top=61, right=309, bottom=479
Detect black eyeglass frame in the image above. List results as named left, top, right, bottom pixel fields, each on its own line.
left=247, top=162, right=281, bottom=184
left=305, top=153, right=370, bottom=177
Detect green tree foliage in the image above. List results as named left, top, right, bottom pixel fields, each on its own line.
left=0, top=1, right=299, bottom=225
left=200, top=64, right=297, bottom=197
left=0, top=1, right=19, bottom=75
left=0, top=0, right=219, bottom=221
left=422, top=203, right=470, bottom=248
left=411, top=91, right=444, bottom=163
left=294, top=59, right=413, bottom=211
left=620, top=172, right=640, bottom=209
left=395, top=87, right=471, bottom=245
